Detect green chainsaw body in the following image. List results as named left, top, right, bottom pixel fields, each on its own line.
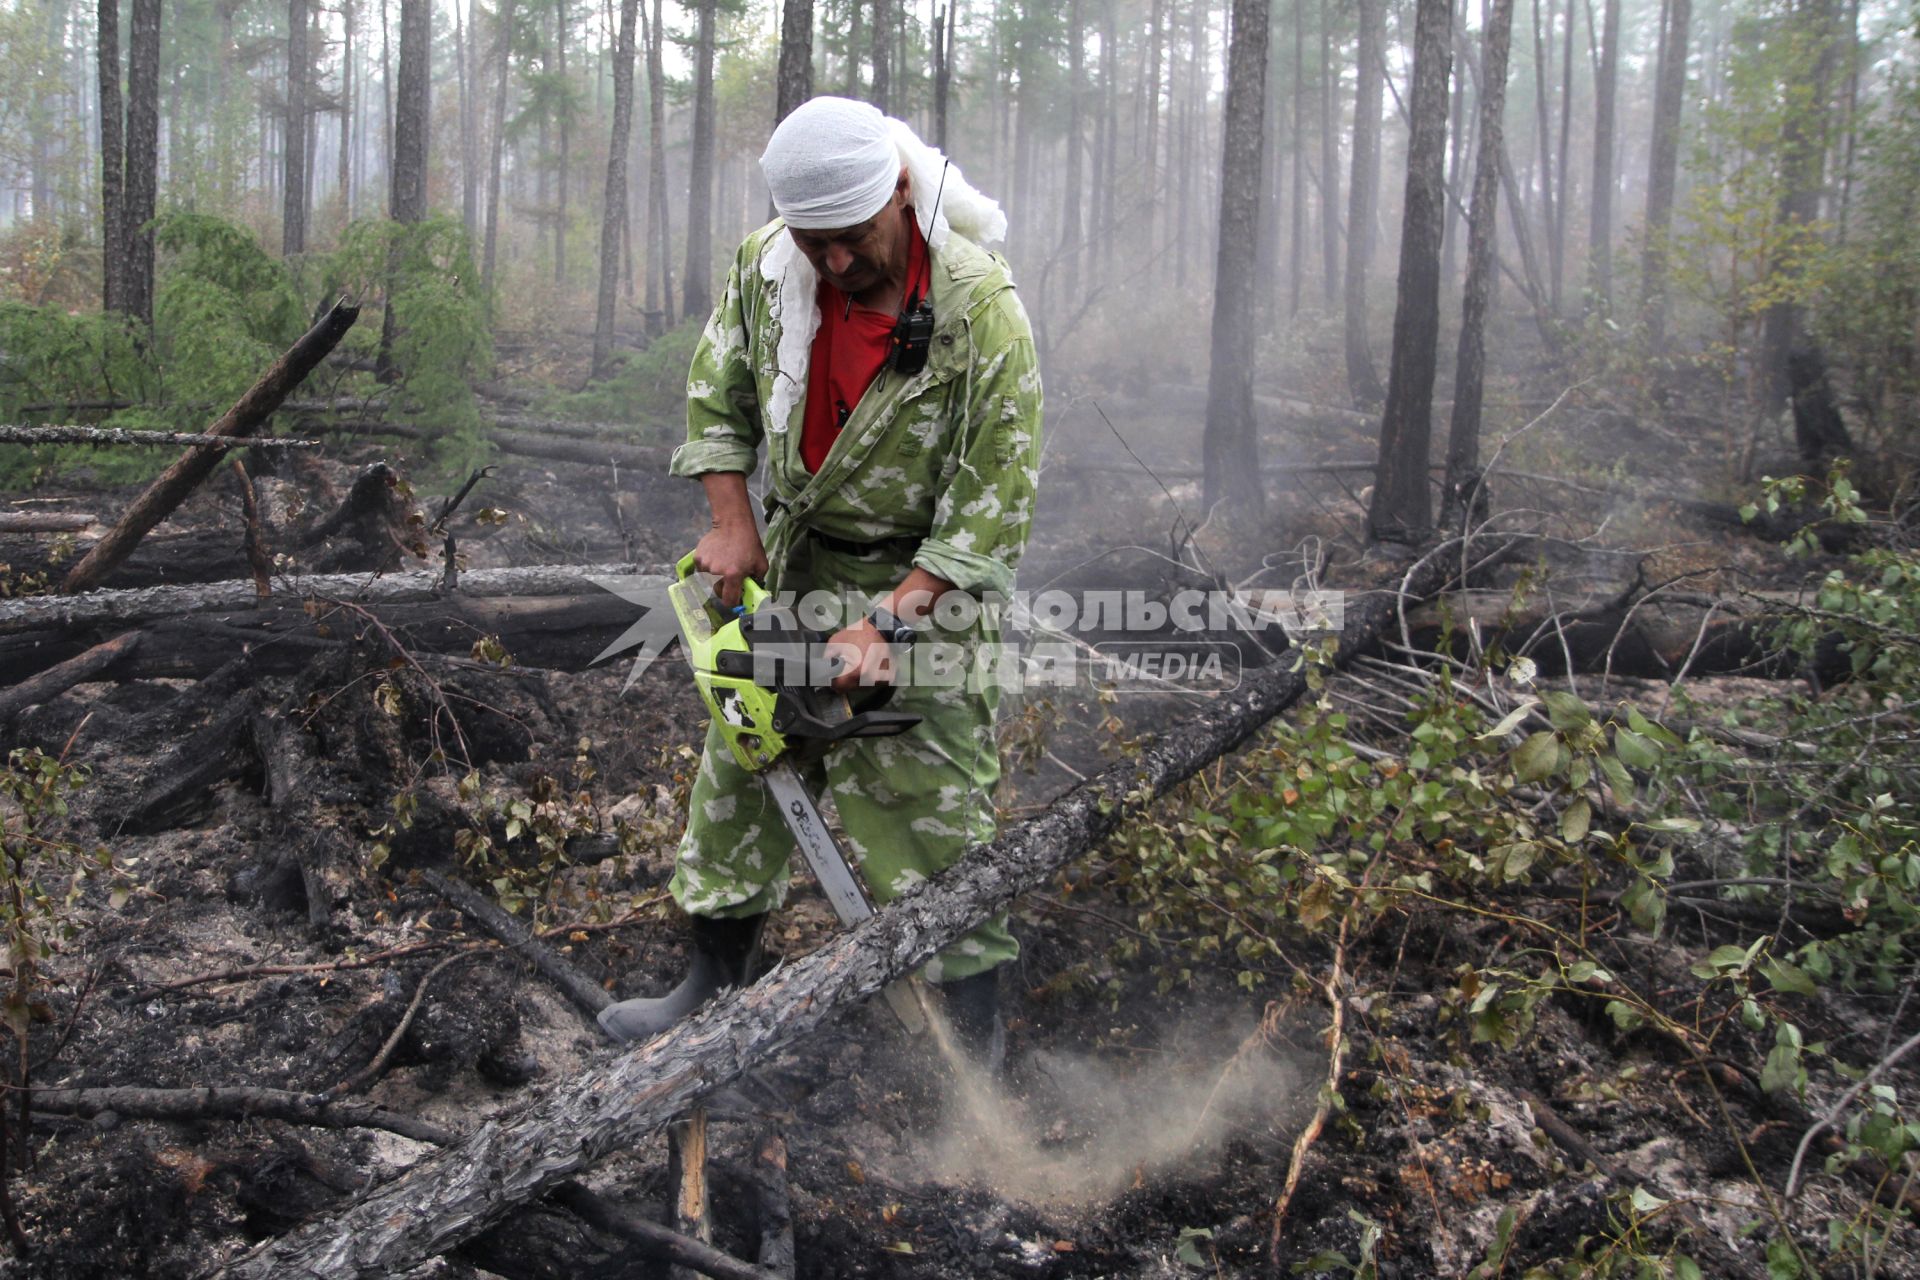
left=670, top=552, right=920, bottom=772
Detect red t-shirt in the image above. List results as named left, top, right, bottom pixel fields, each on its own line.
left=800, top=216, right=930, bottom=475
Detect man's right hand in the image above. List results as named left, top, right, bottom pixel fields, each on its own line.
left=693, top=521, right=768, bottom=608
left=694, top=472, right=767, bottom=608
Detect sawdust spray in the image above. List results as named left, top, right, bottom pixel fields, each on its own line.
left=915, top=1003, right=1296, bottom=1206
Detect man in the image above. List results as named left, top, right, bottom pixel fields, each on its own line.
left=598, top=97, right=1043, bottom=1068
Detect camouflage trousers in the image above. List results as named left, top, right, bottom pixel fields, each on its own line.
left=665, top=542, right=1018, bottom=983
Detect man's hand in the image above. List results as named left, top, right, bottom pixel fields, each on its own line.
left=824, top=617, right=899, bottom=692
left=694, top=473, right=768, bottom=607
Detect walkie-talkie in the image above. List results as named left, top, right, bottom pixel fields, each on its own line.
left=886, top=159, right=949, bottom=378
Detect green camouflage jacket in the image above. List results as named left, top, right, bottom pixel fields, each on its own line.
left=670, top=220, right=1043, bottom=600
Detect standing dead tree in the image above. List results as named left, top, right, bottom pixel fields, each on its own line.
left=213, top=555, right=1457, bottom=1280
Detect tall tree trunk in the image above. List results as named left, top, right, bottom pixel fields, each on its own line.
left=1444, top=0, right=1513, bottom=530
left=1318, top=0, right=1339, bottom=307
left=1344, top=0, right=1387, bottom=408
left=1204, top=0, right=1272, bottom=521
left=1098, top=0, right=1115, bottom=274
left=555, top=0, right=570, bottom=287
left=341, top=0, right=357, bottom=225
left=284, top=0, right=310, bottom=255
left=1443, top=0, right=1468, bottom=287
left=932, top=3, right=953, bottom=146
left=1368, top=0, right=1452, bottom=544
left=593, top=0, right=640, bottom=376
left=457, top=0, right=477, bottom=236
left=1586, top=0, right=1619, bottom=306
left=1759, top=0, right=1840, bottom=404
left=123, top=0, right=160, bottom=327
left=1530, top=0, right=1556, bottom=311
left=1145, top=0, right=1163, bottom=265
left=1639, top=0, right=1691, bottom=343
left=683, top=0, right=717, bottom=320
left=380, top=0, right=431, bottom=377
left=869, top=0, right=890, bottom=111
left=1289, top=0, right=1305, bottom=316
left=483, top=0, right=514, bottom=299
left=1060, top=0, right=1085, bottom=309
left=1552, top=0, right=1574, bottom=311
left=98, top=0, right=124, bottom=315
left=776, top=0, right=814, bottom=124
left=645, top=0, right=672, bottom=328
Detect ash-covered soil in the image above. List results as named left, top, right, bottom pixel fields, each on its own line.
left=1, top=365, right=1914, bottom=1279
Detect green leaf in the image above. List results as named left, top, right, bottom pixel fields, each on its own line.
left=1560, top=796, right=1592, bottom=843
left=1613, top=727, right=1660, bottom=770
left=1761, top=959, right=1817, bottom=997
left=1630, top=1186, right=1669, bottom=1215
left=1514, top=732, right=1560, bottom=784
left=1606, top=1000, right=1644, bottom=1031
left=1478, top=701, right=1537, bottom=742
left=1544, top=691, right=1593, bottom=731
left=1597, top=753, right=1636, bottom=804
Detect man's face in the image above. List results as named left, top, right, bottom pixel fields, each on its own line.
left=787, top=170, right=912, bottom=296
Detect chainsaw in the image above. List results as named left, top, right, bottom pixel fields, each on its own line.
left=667, top=552, right=932, bottom=1033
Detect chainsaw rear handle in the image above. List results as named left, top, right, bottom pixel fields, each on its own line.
left=676, top=550, right=770, bottom=620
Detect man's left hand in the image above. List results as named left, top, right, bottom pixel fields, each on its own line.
left=825, top=618, right=900, bottom=693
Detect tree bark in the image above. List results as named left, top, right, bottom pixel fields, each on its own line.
left=0, top=632, right=141, bottom=727
left=1586, top=0, right=1619, bottom=307
left=341, top=0, right=357, bottom=224
left=380, top=0, right=431, bottom=376
left=775, top=0, right=814, bottom=124
left=209, top=555, right=1457, bottom=1280
left=123, top=0, right=161, bottom=326
left=555, top=0, right=571, bottom=287
left=931, top=3, right=951, bottom=147
left=1639, top=0, right=1691, bottom=343
left=1203, top=0, right=1271, bottom=522
left=1343, top=0, right=1387, bottom=409
left=645, top=0, right=672, bottom=327
left=1529, top=0, right=1556, bottom=311
left=1443, top=0, right=1514, bottom=530
left=1368, top=0, right=1453, bottom=544
left=1760, top=0, right=1840, bottom=405
left=1318, top=0, right=1339, bottom=308
left=483, top=0, right=515, bottom=299
left=593, top=0, right=641, bottom=378
left=97, top=0, right=124, bottom=315
left=683, top=0, right=718, bottom=321
left=285, top=0, right=311, bottom=255
left=1060, top=0, right=1086, bottom=310
left=868, top=0, right=890, bottom=111
left=60, top=302, right=361, bottom=595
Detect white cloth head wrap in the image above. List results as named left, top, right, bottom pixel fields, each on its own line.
left=756, top=96, right=1008, bottom=438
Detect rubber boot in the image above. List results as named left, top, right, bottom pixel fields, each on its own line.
left=939, top=965, right=1007, bottom=1077
left=598, top=913, right=766, bottom=1044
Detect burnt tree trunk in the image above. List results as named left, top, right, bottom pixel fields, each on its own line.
left=775, top=0, right=813, bottom=124
left=98, top=0, right=124, bottom=315
left=1760, top=0, right=1840, bottom=405
left=483, top=0, right=515, bottom=298
left=592, top=0, right=641, bottom=378
left=1443, top=0, right=1515, bottom=530
left=1587, top=0, right=1620, bottom=307
left=1318, top=0, right=1339, bottom=307
left=60, top=302, right=361, bottom=595
left=379, top=0, right=431, bottom=377
left=682, top=0, right=718, bottom=321
left=123, top=0, right=161, bottom=326
left=1368, top=0, right=1453, bottom=544
left=1343, top=0, right=1386, bottom=408
left=1640, top=0, right=1691, bottom=343
left=285, top=0, right=311, bottom=255
left=868, top=0, right=890, bottom=111
left=645, top=0, right=672, bottom=328
left=1202, top=0, right=1272, bottom=522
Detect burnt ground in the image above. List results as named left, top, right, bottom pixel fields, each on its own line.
left=0, top=336, right=1916, bottom=1279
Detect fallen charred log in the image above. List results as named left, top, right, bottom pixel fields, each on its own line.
left=212, top=552, right=1458, bottom=1280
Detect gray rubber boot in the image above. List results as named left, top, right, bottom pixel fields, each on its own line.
left=939, top=965, right=1007, bottom=1077
left=598, top=913, right=766, bottom=1044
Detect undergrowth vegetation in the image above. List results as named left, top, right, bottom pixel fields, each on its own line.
left=1083, top=504, right=1920, bottom=1276
left=0, top=213, right=491, bottom=488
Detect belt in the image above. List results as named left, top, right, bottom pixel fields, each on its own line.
left=804, top=526, right=922, bottom=559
